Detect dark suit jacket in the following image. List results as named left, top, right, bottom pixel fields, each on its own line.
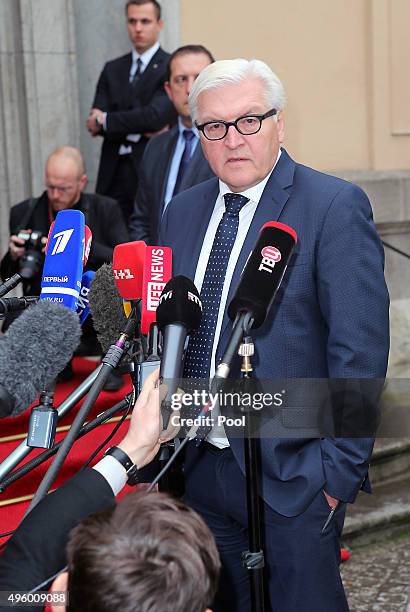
left=129, top=125, right=214, bottom=244
left=0, top=192, right=129, bottom=295
left=160, top=148, right=390, bottom=517
left=92, top=48, right=177, bottom=194
left=0, top=469, right=114, bottom=612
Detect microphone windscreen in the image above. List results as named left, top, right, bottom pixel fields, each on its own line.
left=228, top=221, right=297, bottom=328
left=156, top=276, right=202, bottom=332
left=88, top=263, right=128, bottom=354
left=112, top=241, right=146, bottom=300
left=141, top=246, right=172, bottom=335
left=0, top=300, right=82, bottom=417
left=40, top=209, right=85, bottom=311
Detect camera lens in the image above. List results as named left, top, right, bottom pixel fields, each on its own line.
left=19, top=251, right=44, bottom=279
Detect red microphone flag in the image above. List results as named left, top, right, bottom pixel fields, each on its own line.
left=112, top=241, right=147, bottom=300
left=141, top=246, right=172, bottom=335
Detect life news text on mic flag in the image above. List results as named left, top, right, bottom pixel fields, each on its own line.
left=228, top=221, right=297, bottom=329
left=40, top=210, right=85, bottom=311
left=112, top=241, right=146, bottom=300
left=141, top=246, right=172, bottom=335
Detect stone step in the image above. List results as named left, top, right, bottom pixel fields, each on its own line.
left=370, top=437, right=410, bottom=486
left=343, top=476, right=410, bottom=547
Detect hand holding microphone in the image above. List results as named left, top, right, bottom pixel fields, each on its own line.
left=118, top=368, right=176, bottom=471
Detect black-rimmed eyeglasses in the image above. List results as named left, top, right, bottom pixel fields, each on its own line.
left=195, top=108, right=277, bottom=141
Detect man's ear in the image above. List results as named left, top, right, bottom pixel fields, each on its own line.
left=50, top=570, right=68, bottom=612
left=277, top=111, right=285, bottom=144
left=78, top=173, right=88, bottom=191
left=164, top=81, right=173, bottom=103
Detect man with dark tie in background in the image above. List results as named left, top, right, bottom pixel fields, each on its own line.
left=86, top=0, right=176, bottom=223
left=160, top=59, right=390, bottom=611
left=129, top=44, right=215, bottom=244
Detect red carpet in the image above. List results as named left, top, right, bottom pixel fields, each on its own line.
left=0, top=357, right=133, bottom=540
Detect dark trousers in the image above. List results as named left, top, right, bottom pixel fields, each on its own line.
left=184, top=442, right=349, bottom=612
left=104, top=155, right=139, bottom=224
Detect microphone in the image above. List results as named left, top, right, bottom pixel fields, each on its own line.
left=0, top=296, right=38, bottom=319
left=112, top=241, right=146, bottom=301
left=83, top=225, right=92, bottom=267
left=156, top=276, right=202, bottom=427
left=141, top=246, right=172, bottom=335
left=76, top=270, right=95, bottom=325
left=0, top=300, right=82, bottom=418
left=218, top=221, right=297, bottom=377
left=0, top=274, right=23, bottom=298
left=88, top=263, right=129, bottom=356
left=40, top=210, right=85, bottom=311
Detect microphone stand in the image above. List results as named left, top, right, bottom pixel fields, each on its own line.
left=0, top=366, right=102, bottom=481
left=26, top=311, right=137, bottom=513
left=0, top=395, right=132, bottom=492
left=238, top=336, right=265, bottom=612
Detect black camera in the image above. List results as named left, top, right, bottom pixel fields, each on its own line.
left=17, top=230, right=46, bottom=279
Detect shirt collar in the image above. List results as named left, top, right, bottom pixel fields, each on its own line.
left=177, top=117, right=197, bottom=138
left=218, top=148, right=282, bottom=205
left=131, top=41, right=160, bottom=69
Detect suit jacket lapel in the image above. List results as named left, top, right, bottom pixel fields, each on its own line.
left=159, top=127, right=180, bottom=214
left=218, top=149, right=296, bottom=341
left=180, top=141, right=208, bottom=191
left=178, top=179, right=220, bottom=281
left=132, top=47, right=164, bottom=95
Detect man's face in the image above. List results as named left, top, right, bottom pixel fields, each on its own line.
left=197, top=78, right=285, bottom=192
left=45, top=158, right=87, bottom=212
left=126, top=3, right=163, bottom=54
left=165, top=53, right=212, bottom=127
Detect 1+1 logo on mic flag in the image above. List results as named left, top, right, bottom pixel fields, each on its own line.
left=40, top=209, right=85, bottom=311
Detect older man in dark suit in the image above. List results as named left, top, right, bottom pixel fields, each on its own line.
left=86, top=0, right=176, bottom=223
left=129, top=45, right=215, bottom=244
left=160, top=59, right=390, bottom=611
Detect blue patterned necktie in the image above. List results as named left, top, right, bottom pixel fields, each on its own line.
left=172, top=130, right=195, bottom=196
left=183, top=193, right=250, bottom=379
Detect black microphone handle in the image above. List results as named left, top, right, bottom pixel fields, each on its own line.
left=160, top=323, right=187, bottom=428
left=215, top=311, right=254, bottom=380
left=160, top=323, right=187, bottom=384
left=0, top=296, right=38, bottom=319
left=0, top=274, right=22, bottom=298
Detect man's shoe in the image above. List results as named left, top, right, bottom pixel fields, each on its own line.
left=103, top=369, right=123, bottom=392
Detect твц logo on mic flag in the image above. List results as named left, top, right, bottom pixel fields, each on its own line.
left=259, top=245, right=281, bottom=273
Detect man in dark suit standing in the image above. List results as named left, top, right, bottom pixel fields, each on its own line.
left=160, top=59, right=390, bottom=611
left=86, top=0, right=176, bottom=223
left=129, top=44, right=215, bottom=244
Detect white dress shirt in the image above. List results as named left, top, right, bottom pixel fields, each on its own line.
left=194, top=150, right=282, bottom=447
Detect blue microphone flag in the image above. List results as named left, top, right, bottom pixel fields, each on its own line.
left=40, top=210, right=85, bottom=311
left=77, top=270, right=94, bottom=325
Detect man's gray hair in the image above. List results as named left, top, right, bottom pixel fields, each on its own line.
left=189, top=58, right=286, bottom=124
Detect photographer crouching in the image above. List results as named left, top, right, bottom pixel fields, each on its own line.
left=0, top=146, right=129, bottom=388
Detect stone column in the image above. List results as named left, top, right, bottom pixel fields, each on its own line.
left=0, top=0, right=80, bottom=256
